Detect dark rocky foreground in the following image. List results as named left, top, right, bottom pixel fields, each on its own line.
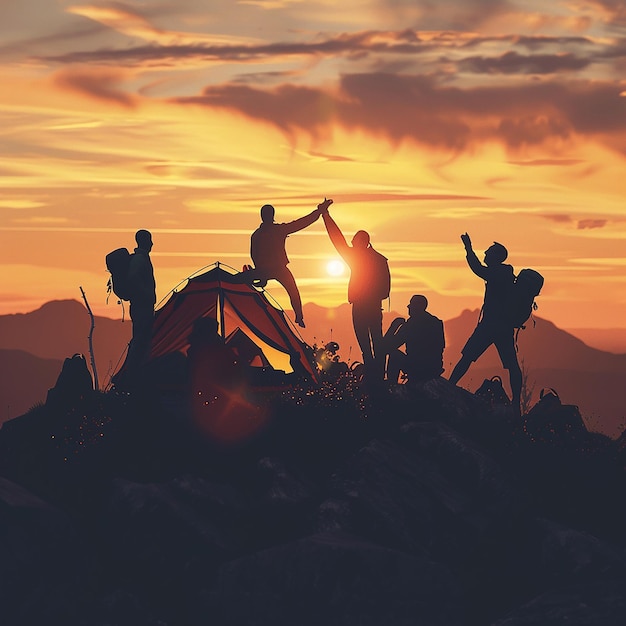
left=1, top=377, right=625, bottom=626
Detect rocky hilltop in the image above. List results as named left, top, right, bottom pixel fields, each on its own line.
left=0, top=376, right=625, bottom=626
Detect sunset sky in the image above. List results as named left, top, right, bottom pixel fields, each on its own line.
left=1, top=0, right=625, bottom=329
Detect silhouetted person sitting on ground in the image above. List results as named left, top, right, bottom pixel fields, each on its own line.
left=188, top=317, right=265, bottom=442
left=384, top=294, right=445, bottom=384
left=449, top=233, right=522, bottom=411
left=125, top=229, right=156, bottom=386
left=247, top=200, right=331, bottom=328
left=320, top=200, right=390, bottom=376
left=188, top=317, right=243, bottom=404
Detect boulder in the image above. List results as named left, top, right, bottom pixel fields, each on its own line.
left=0, top=477, right=87, bottom=626
left=101, top=476, right=251, bottom=602
left=492, top=579, right=626, bottom=626
left=318, top=421, right=526, bottom=565
left=197, top=531, right=462, bottom=626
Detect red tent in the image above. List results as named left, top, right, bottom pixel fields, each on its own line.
left=147, top=264, right=316, bottom=380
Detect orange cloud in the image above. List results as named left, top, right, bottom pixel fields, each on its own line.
left=577, top=218, right=608, bottom=229
left=53, top=66, right=137, bottom=107
left=66, top=3, right=257, bottom=47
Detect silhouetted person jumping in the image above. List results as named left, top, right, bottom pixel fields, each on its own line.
left=320, top=200, right=390, bottom=373
left=249, top=201, right=331, bottom=327
left=125, top=229, right=156, bottom=384
left=449, top=233, right=522, bottom=410
left=384, top=294, right=445, bottom=384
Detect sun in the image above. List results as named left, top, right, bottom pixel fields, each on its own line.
left=326, top=259, right=345, bottom=276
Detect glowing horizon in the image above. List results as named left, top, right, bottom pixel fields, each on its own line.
left=1, top=0, right=625, bottom=328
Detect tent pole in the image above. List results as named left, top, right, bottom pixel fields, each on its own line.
left=218, top=274, right=225, bottom=338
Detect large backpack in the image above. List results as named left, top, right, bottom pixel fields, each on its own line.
left=106, top=247, right=134, bottom=301
left=508, top=268, right=544, bottom=329
left=369, top=247, right=391, bottom=301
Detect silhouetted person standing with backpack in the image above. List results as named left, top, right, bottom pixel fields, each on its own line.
left=320, top=200, right=390, bottom=374
left=449, top=233, right=522, bottom=411
left=249, top=201, right=330, bottom=328
left=126, top=229, right=156, bottom=385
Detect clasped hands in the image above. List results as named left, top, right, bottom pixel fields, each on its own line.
left=318, top=198, right=333, bottom=214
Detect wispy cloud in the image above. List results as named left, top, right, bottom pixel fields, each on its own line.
left=66, top=3, right=258, bottom=47
left=578, top=218, right=608, bottom=229
left=509, top=159, right=585, bottom=166
left=53, top=66, right=137, bottom=107
left=38, top=27, right=608, bottom=70
left=540, top=213, right=573, bottom=223
left=0, top=199, right=47, bottom=209
left=585, top=0, right=626, bottom=27
left=457, top=51, right=591, bottom=74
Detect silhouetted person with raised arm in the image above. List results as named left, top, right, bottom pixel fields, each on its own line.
left=319, top=200, right=390, bottom=374
left=249, top=201, right=330, bottom=328
left=384, top=294, right=445, bottom=384
left=125, top=229, right=156, bottom=385
left=449, top=233, right=522, bottom=411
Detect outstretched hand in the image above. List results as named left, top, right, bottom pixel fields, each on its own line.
left=460, top=232, right=472, bottom=250
left=318, top=198, right=333, bottom=214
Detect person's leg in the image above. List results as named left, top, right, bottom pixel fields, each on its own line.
left=127, top=304, right=154, bottom=384
left=368, top=304, right=384, bottom=360
left=449, top=323, right=491, bottom=385
left=386, top=349, right=406, bottom=383
left=449, top=354, right=473, bottom=385
left=352, top=303, right=374, bottom=364
left=274, top=266, right=304, bottom=326
left=367, top=303, right=385, bottom=380
left=495, top=331, right=522, bottom=411
left=508, top=361, right=522, bottom=408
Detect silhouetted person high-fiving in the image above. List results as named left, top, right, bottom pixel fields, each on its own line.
left=320, top=200, right=390, bottom=373
left=449, top=233, right=522, bottom=411
left=125, top=229, right=156, bottom=385
left=250, top=201, right=329, bottom=328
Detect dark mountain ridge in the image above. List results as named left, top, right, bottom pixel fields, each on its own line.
left=1, top=300, right=625, bottom=437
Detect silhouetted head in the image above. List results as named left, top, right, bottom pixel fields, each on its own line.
left=260, top=204, right=275, bottom=223
left=189, top=316, right=221, bottom=345
left=135, top=229, right=153, bottom=252
left=408, top=294, right=428, bottom=315
left=484, top=242, right=507, bottom=266
left=351, top=230, right=370, bottom=249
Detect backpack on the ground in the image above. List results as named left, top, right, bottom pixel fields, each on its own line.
left=46, top=353, right=93, bottom=408
left=523, top=388, right=587, bottom=444
left=475, top=375, right=510, bottom=406
left=369, top=247, right=391, bottom=301
left=106, top=248, right=134, bottom=301
left=508, top=268, right=544, bottom=329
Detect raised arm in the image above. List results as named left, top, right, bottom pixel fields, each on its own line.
left=284, top=208, right=321, bottom=235
left=322, top=210, right=350, bottom=260
left=461, top=232, right=488, bottom=280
